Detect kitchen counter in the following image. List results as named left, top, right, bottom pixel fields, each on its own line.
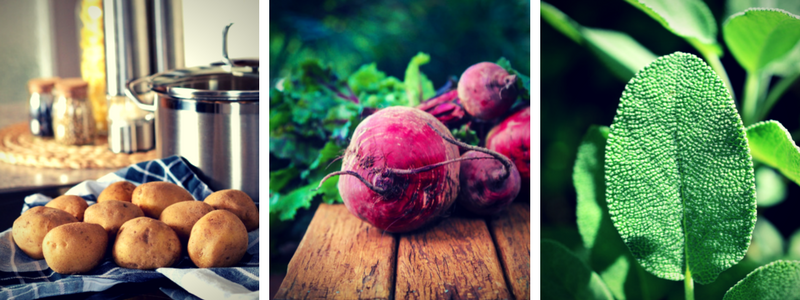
left=0, top=101, right=119, bottom=194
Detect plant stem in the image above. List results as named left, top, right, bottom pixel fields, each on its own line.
left=757, top=73, right=800, bottom=121
left=701, top=51, right=735, bottom=102
left=685, top=268, right=695, bottom=300
left=426, top=123, right=515, bottom=181
left=742, top=71, right=761, bottom=126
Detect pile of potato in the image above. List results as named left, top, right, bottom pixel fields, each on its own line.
left=11, top=181, right=259, bottom=274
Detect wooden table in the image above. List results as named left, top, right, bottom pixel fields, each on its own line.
left=275, top=203, right=530, bottom=300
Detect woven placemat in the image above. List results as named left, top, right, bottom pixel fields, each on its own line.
left=0, top=122, right=157, bottom=169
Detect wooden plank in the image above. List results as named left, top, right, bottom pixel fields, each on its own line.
left=275, top=204, right=398, bottom=300
left=395, top=217, right=511, bottom=300
left=489, top=203, right=530, bottom=300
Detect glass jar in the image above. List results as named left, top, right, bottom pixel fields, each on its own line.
left=77, top=0, right=107, bottom=135
left=52, top=78, right=96, bottom=145
left=28, top=77, right=59, bottom=137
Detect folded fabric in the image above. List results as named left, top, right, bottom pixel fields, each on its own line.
left=0, top=156, right=259, bottom=300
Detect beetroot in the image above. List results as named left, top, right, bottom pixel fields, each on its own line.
left=457, top=62, right=518, bottom=120
left=416, top=90, right=467, bottom=126
left=486, top=106, right=531, bottom=184
left=458, top=150, right=521, bottom=215
left=317, top=106, right=463, bottom=232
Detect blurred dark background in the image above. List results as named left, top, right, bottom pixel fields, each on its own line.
left=269, top=0, right=530, bottom=296
left=541, top=0, right=800, bottom=269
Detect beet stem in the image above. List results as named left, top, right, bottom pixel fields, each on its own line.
left=426, top=123, right=515, bottom=181
left=313, top=170, right=387, bottom=194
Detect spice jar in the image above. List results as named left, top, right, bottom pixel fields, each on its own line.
left=52, top=78, right=96, bottom=145
left=28, top=77, right=59, bottom=137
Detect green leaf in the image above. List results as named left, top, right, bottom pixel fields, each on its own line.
left=755, top=166, right=786, bottom=207
left=723, top=260, right=800, bottom=300
left=540, top=2, right=582, bottom=43
left=785, top=228, right=800, bottom=260
left=605, top=52, right=757, bottom=284
left=269, top=167, right=300, bottom=192
left=625, top=0, right=722, bottom=55
left=269, top=179, right=342, bottom=221
left=725, top=0, right=800, bottom=21
left=722, top=8, right=800, bottom=73
left=308, top=141, right=343, bottom=170
left=496, top=57, right=531, bottom=99
left=745, top=216, right=784, bottom=266
left=404, top=52, right=435, bottom=106
left=541, top=2, right=657, bottom=81
left=450, top=124, right=480, bottom=146
left=746, top=120, right=800, bottom=186
left=541, top=239, right=615, bottom=300
left=574, top=125, right=610, bottom=250
left=769, top=41, right=800, bottom=77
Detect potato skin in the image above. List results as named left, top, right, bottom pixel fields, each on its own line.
left=45, top=195, right=89, bottom=221
left=188, top=210, right=248, bottom=268
left=203, top=189, right=259, bottom=231
left=84, top=200, right=145, bottom=241
left=113, top=217, right=181, bottom=269
left=132, top=181, right=194, bottom=219
left=159, top=201, right=215, bottom=242
left=42, top=223, right=108, bottom=274
left=12, top=206, right=78, bottom=259
left=98, top=181, right=137, bottom=203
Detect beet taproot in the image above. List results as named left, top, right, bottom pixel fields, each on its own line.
left=458, top=150, right=521, bottom=215
left=318, top=106, right=464, bottom=232
left=487, top=106, right=530, bottom=184
left=457, top=62, right=518, bottom=120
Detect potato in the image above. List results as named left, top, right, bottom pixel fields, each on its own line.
left=203, top=189, right=259, bottom=231
left=188, top=210, right=248, bottom=268
left=45, top=195, right=89, bottom=221
left=113, top=217, right=181, bottom=269
left=84, top=200, right=145, bottom=241
left=12, top=206, right=78, bottom=259
left=98, top=181, right=137, bottom=203
left=132, top=181, right=194, bottom=219
left=159, top=201, right=215, bottom=243
left=42, top=222, right=107, bottom=274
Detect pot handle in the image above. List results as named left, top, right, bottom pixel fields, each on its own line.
left=125, top=77, right=157, bottom=112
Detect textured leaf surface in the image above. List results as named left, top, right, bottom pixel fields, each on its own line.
left=541, top=239, right=614, bottom=300
left=723, top=8, right=800, bottom=73
left=605, top=52, right=756, bottom=284
left=541, top=2, right=656, bottom=80
left=725, top=0, right=800, bottom=18
left=723, top=260, right=800, bottom=300
left=625, top=0, right=721, bottom=54
left=746, top=120, right=800, bottom=186
left=755, top=166, right=786, bottom=207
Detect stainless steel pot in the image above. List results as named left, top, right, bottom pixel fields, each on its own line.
left=125, top=63, right=259, bottom=201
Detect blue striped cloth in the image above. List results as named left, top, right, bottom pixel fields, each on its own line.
left=0, top=156, right=259, bottom=300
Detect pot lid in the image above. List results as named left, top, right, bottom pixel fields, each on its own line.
left=148, top=63, right=259, bottom=101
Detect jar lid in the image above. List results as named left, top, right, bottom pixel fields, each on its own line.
left=28, top=77, right=59, bottom=94
left=146, top=64, right=259, bottom=101
left=56, top=78, right=89, bottom=98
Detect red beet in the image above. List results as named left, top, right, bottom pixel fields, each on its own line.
left=486, top=107, right=530, bottom=183
left=457, top=62, right=518, bottom=120
left=458, top=150, right=521, bottom=215
left=318, top=106, right=463, bottom=232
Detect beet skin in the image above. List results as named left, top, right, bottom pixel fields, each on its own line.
left=457, top=62, right=518, bottom=120
left=338, top=106, right=460, bottom=232
left=486, top=106, right=530, bottom=183
left=458, top=150, right=521, bottom=215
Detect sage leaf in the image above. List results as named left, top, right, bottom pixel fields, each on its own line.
left=746, top=120, right=800, bottom=186
left=755, top=167, right=786, bottom=207
left=723, top=260, right=800, bottom=300
left=574, top=125, right=611, bottom=251
left=722, top=8, right=800, bottom=73
left=786, top=228, right=800, bottom=260
left=725, top=0, right=800, bottom=18
left=625, top=0, right=721, bottom=55
left=746, top=217, right=785, bottom=266
left=605, top=52, right=757, bottom=284
left=541, top=2, right=657, bottom=81
left=541, top=239, right=615, bottom=300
